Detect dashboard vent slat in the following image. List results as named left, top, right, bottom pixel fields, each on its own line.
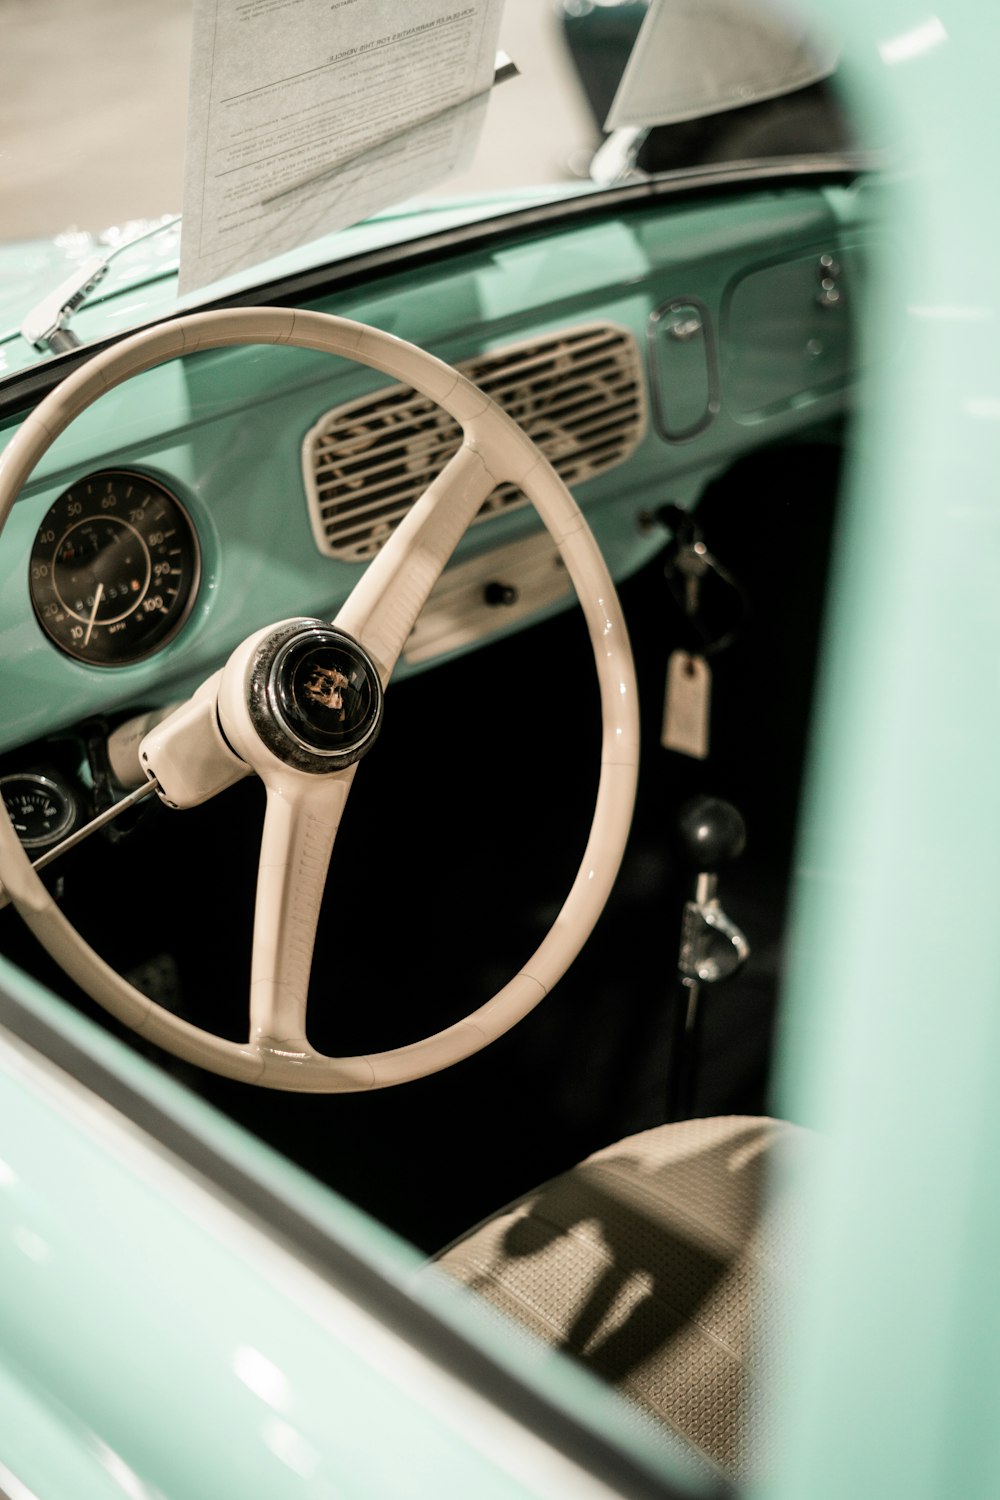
left=302, top=323, right=646, bottom=561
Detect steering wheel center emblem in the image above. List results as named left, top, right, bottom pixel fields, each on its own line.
left=249, top=620, right=384, bottom=771
left=303, top=662, right=350, bottom=715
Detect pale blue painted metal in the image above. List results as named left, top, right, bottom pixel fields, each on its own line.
left=0, top=960, right=701, bottom=1499
left=769, top=1, right=1000, bottom=1496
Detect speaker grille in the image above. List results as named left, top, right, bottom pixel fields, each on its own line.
left=302, top=323, right=646, bottom=561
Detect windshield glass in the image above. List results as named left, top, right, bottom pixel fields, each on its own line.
left=0, top=0, right=858, bottom=376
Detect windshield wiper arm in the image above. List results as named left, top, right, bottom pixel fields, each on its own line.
left=20, top=256, right=111, bottom=354
left=20, top=214, right=181, bottom=356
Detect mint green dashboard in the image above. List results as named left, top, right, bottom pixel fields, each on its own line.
left=0, top=175, right=877, bottom=759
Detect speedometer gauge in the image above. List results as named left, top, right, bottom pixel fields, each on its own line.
left=29, top=471, right=200, bottom=666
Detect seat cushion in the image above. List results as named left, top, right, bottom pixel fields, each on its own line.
left=432, top=1115, right=813, bottom=1480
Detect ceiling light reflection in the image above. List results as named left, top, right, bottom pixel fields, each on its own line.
left=233, top=1344, right=292, bottom=1412
left=879, top=16, right=948, bottom=65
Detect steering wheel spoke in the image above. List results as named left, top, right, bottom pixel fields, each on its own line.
left=335, top=441, right=497, bottom=680
left=249, top=768, right=356, bottom=1054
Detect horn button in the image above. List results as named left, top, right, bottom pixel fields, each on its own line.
left=249, top=620, right=383, bottom=772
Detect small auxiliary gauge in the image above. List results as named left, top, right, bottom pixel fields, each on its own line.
left=29, top=470, right=201, bottom=666
left=0, top=771, right=78, bottom=852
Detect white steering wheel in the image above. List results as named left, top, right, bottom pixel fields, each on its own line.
left=0, top=309, right=639, bottom=1091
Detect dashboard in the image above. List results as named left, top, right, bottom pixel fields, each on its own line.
left=0, top=173, right=878, bottom=847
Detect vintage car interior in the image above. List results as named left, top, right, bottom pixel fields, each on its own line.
left=0, top=1, right=897, bottom=1491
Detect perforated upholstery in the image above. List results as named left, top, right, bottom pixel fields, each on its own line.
left=433, top=1115, right=812, bottom=1481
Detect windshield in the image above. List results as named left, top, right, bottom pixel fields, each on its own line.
left=0, top=0, right=859, bottom=376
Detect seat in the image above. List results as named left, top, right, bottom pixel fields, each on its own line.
left=432, top=1115, right=812, bottom=1482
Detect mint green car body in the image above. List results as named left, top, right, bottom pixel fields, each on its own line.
left=0, top=0, right=995, bottom=1495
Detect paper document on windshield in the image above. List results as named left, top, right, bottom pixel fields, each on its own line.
left=179, top=0, right=505, bottom=295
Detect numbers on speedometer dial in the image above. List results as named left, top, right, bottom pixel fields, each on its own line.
left=29, top=471, right=201, bottom=665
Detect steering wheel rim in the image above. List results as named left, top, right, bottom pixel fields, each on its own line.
left=0, top=308, right=639, bottom=1091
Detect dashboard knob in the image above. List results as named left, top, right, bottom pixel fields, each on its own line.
left=675, top=794, right=747, bottom=871
left=484, top=581, right=518, bottom=607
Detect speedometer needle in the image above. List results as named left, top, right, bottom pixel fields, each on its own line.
left=83, top=581, right=104, bottom=647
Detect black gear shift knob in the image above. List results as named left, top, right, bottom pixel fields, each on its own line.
left=676, top=795, right=747, bottom=871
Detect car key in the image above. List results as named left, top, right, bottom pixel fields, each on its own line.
left=659, top=510, right=749, bottom=759
left=662, top=534, right=713, bottom=758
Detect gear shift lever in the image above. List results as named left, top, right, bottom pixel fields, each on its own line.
left=667, top=795, right=750, bottom=1121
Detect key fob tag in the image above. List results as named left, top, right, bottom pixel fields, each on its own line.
left=662, top=649, right=711, bottom=758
